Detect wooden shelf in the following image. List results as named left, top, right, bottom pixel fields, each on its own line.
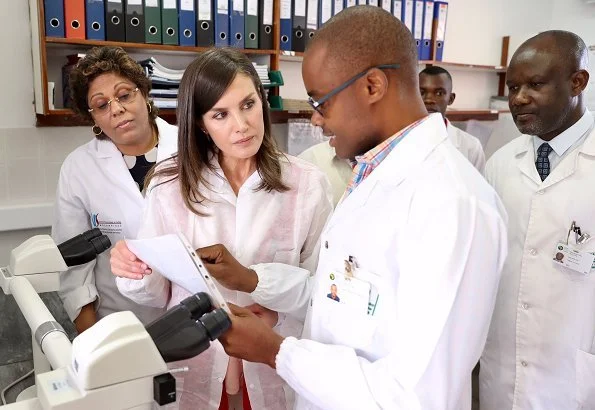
left=36, top=107, right=313, bottom=126
left=419, top=60, right=507, bottom=73
left=279, top=52, right=506, bottom=73
left=446, top=110, right=500, bottom=122
left=279, top=50, right=305, bottom=56
left=37, top=106, right=503, bottom=127
left=45, top=37, right=277, bottom=56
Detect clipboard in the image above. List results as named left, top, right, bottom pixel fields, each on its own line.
left=126, top=232, right=230, bottom=313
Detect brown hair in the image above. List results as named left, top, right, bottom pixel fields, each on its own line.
left=148, top=48, right=288, bottom=215
left=68, top=46, right=157, bottom=139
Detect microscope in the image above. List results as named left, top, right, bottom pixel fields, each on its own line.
left=0, top=229, right=231, bottom=409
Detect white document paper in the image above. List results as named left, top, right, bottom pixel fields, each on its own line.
left=264, top=0, right=273, bottom=24
left=163, top=0, right=176, bottom=9
left=307, top=0, right=319, bottom=27
left=199, top=0, right=212, bottom=20
left=382, top=0, right=391, bottom=12
left=218, top=0, right=229, bottom=13
left=181, top=0, right=194, bottom=11
left=295, top=0, right=306, bottom=17
left=414, top=0, right=423, bottom=38
left=281, top=0, right=291, bottom=19
left=126, top=234, right=228, bottom=310
left=233, top=0, right=244, bottom=12
left=247, top=0, right=258, bottom=16
left=321, top=0, right=332, bottom=24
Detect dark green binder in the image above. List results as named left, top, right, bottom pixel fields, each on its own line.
left=161, top=0, right=179, bottom=45
left=244, top=0, right=259, bottom=48
left=144, top=0, right=162, bottom=43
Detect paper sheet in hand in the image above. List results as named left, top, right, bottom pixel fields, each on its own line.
left=126, top=233, right=228, bottom=311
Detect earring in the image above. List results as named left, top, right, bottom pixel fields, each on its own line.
left=92, top=124, right=103, bottom=136
left=146, top=101, right=152, bottom=113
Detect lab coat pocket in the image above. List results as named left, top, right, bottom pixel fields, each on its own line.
left=576, top=349, right=595, bottom=408
left=319, top=295, right=378, bottom=350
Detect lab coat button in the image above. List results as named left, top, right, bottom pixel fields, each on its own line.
left=325, top=241, right=328, bottom=249
left=521, top=361, right=528, bottom=367
left=537, top=190, right=545, bottom=195
left=217, top=377, right=223, bottom=383
left=529, top=249, right=537, bottom=256
left=249, top=384, right=255, bottom=389
left=522, top=303, right=529, bottom=310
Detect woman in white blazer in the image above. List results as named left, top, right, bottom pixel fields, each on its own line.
left=110, top=48, right=333, bottom=410
left=52, top=47, right=177, bottom=334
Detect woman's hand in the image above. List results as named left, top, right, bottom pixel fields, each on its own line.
left=110, top=240, right=152, bottom=280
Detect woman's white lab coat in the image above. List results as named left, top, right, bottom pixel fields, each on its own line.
left=249, top=114, right=508, bottom=409
left=481, top=120, right=595, bottom=409
left=52, top=117, right=177, bottom=324
left=116, top=155, right=333, bottom=409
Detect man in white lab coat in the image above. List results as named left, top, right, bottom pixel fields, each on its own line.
left=480, top=30, right=595, bottom=409
left=193, top=6, right=507, bottom=409
left=419, top=66, right=486, bottom=173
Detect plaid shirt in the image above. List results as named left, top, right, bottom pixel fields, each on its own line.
left=344, top=117, right=428, bottom=197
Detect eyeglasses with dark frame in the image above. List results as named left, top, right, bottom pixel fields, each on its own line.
left=307, top=64, right=401, bottom=116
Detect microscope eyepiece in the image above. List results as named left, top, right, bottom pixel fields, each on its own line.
left=90, top=235, right=111, bottom=255
left=180, top=292, right=213, bottom=321
left=199, top=308, right=231, bottom=341
left=57, top=228, right=112, bottom=267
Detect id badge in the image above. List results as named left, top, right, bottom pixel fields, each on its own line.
left=323, top=271, right=370, bottom=314
left=323, top=257, right=381, bottom=316
left=553, top=242, right=595, bottom=275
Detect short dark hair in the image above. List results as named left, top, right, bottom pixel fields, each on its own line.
left=69, top=46, right=157, bottom=139
left=419, top=66, right=452, bottom=82
left=308, top=6, right=418, bottom=86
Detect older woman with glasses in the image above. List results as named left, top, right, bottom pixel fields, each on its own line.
left=52, top=46, right=178, bottom=334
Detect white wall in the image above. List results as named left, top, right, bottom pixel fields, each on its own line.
left=0, top=1, right=91, bottom=260
left=548, top=0, right=595, bottom=44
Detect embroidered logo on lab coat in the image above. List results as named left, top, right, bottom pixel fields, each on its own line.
left=91, top=213, right=122, bottom=235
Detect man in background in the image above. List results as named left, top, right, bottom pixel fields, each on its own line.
left=419, top=66, right=486, bottom=173
left=481, top=30, right=595, bottom=409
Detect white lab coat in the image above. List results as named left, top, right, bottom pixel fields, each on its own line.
left=116, top=155, right=333, bottom=409
left=52, top=117, right=177, bottom=324
left=299, top=142, right=352, bottom=206
left=299, top=123, right=485, bottom=209
left=446, top=120, right=486, bottom=173
left=250, top=114, right=508, bottom=410
left=481, top=122, right=595, bottom=409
